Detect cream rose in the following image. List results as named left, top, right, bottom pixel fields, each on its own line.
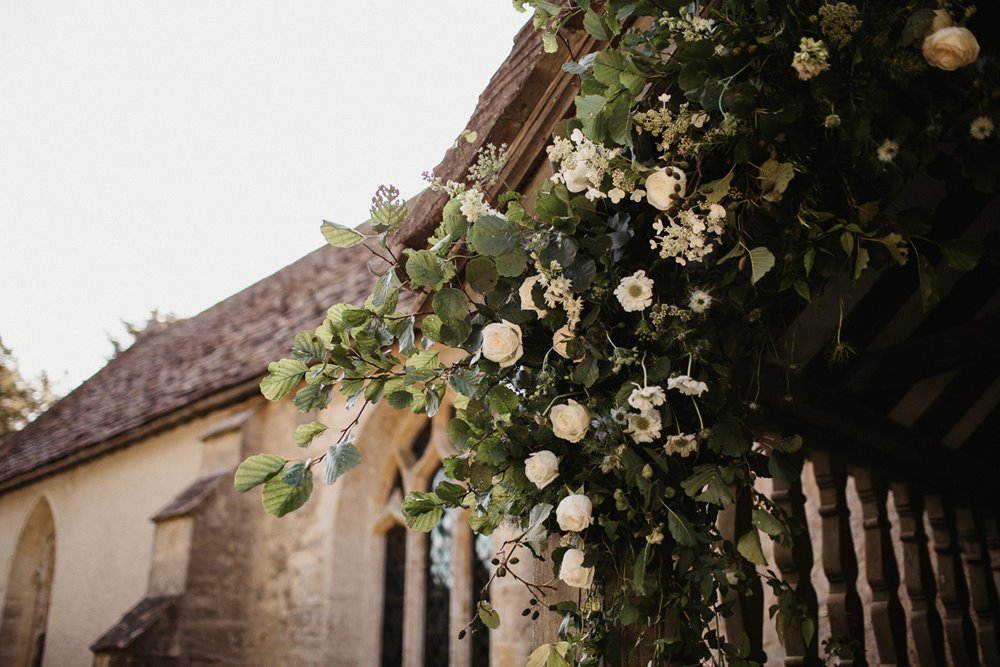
left=559, top=548, right=595, bottom=589
left=550, top=399, right=589, bottom=442
left=923, top=26, right=980, bottom=71
left=524, top=450, right=559, bottom=490
left=518, top=275, right=547, bottom=317
left=480, top=320, right=524, bottom=368
left=556, top=494, right=594, bottom=532
left=552, top=325, right=580, bottom=360
left=645, top=167, right=687, bottom=210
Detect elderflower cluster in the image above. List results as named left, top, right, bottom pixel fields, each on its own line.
left=547, top=128, right=621, bottom=201
left=791, top=37, right=830, bottom=81
left=633, top=97, right=697, bottom=153
left=817, top=2, right=861, bottom=48
left=650, top=203, right=725, bottom=266
left=456, top=187, right=502, bottom=225
left=660, top=8, right=716, bottom=41
left=467, top=143, right=509, bottom=187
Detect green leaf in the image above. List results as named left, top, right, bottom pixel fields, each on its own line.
left=632, top=544, right=648, bottom=594
left=737, top=529, right=767, bottom=565
left=468, top=215, right=519, bottom=256
left=680, top=465, right=734, bottom=505
left=432, top=288, right=469, bottom=325
left=541, top=32, right=558, bottom=54
left=262, top=469, right=314, bottom=517
left=260, top=359, right=308, bottom=401
left=941, top=239, right=982, bottom=272
left=406, top=350, right=440, bottom=371
left=487, top=383, right=519, bottom=414
left=495, top=246, right=528, bottom=277
left=402, top=491, right=445, bottom=532
left=573, top=357, right=600, bottom=388
left=281, top=462, right=308, bottom=486
left=583, top=9, right=610, bottom=40
left=802, top=617, right=816, bottom=647
left=323, top=442, right=362, bottom=485
left=294, top=383, right=332, bottom=412
left=775, top=434, right=802, bottom=453
left=292, top=330, right=325, bottom=362
left=854, top=246, right=870, bottom=280
left=768, top=451, right=802, bottom=484
left=916, top=252, right=940, bottom=310
left=320, top=221, right=366, bottom=248
left=748, top=247, right=776, bottom=285
left=759, top=158, right=795, bottom=202
left=405, top=249, right=456, bottom=291
left=752, top=509, right=785, bottom=537
left=467, top=256, right=500, bottom=293
left=668, top=509, right=698, bottom=546
left=701, top=169, right=734, bottom=204
left=294, top=421, right=328, bottom=448
left=478, top=601, right=501, bottom=630
left=369, top=184, right=407, bottom=234
left=234, top=454, right=286, bottom=492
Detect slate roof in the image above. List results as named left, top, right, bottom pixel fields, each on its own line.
left=0, top=244, right=374, bottom=490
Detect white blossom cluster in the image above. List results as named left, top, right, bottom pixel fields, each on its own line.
left=650, top=203, right=725, bottom=265
left=456, top=187, right=502, bottom=225
left=660, top=8, right=716, bottom=41
left=466, top=143, right=509, bottom=187
left=547, top=128, right=622, bottom=201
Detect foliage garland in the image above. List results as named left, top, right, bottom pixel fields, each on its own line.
left=236, top=1, right=997, bottom=663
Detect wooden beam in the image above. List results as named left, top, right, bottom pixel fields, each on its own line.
left=841, top=312, right=1000, bottom=393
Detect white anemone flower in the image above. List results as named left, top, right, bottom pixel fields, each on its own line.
left=614, top=270, right=655, bottom=312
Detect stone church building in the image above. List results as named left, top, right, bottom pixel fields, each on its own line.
left=2, top=12, right=999, bottom=667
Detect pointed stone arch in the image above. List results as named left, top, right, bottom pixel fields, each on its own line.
left=0, top=496, right=57, bottom=667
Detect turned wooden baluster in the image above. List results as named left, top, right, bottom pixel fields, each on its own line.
left=717, top=485, right=766, bottom=663
left=850, top=465, right=907, bottom=665
left=925, top=495, right=976, bottom=667
left=811, top=450, right=866, bottom=666
left=772, top=462, right=820, bottom=665
left=955, top=507, right=1000, bottom=664
left=890, top=482, right=946, bottom=666
left=986, top=519, right=1000, bottom=629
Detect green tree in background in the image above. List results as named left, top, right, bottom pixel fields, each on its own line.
left=0, top=338, right=55, bottom=442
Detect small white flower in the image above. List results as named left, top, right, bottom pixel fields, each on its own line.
left=626, top=409, right=662, bottom=443
left=614, top=270, right=655, bottom=312
left=667, top=375, right=708, bottom=396
left=481, top=320, right=524, bottom=368
left=518, top=275, right=547, bottom=317
left=525, top=450, right=559, bottom=489
left=970, top=116, right=995, bottom=140
left=559, top=547, right=594, bottom=589
left=691, top=111, right=710, bottom=128
left=665, top=433, right=699, bottom=457
left=706, top=203, right=727, bottom=221
left=550, top=400, right=590, bottom=443
left=688, top=289, right=713, bottom=314
left=877, top=139, right=899, bottom=163
left=556, top=494, right=593, bottom=532
left=630, top=189, right=646, bottom=202
left=608, top=187, right=626, bottom=204
left=628, top=385, right=666, bottom=412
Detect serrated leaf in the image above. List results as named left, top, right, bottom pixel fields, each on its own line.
left=583, top=9, right=610, bottom=40
left=292, top=330, right=325, bottom=361
left=260, top=359, right=308, bottom=400
left=402, top=491, right=444, bottom=532
left=487, top=383, right=519, bottom=414
left=432, top=288, right=469, bottom=325
left=748, top=246, right=775, bottom=285
left=234, top=454, right=286, bottom=492
left=294, top=383, right=332, bottom=412
left=294, top=421, right=328, bottom=448
left=369, top=184, right=407, bottom=234
left=405, top=249, right=456, bottom=291
left=406, top=350, right=440, bottom=371
left=320, top=221, right=366, bottom=248
left=262, top=469, right=313, bottom=517
left=323, top=442, right=361, bottom=485
left=281, top=462, right=308, bottom=486
left=573, top=356, right=599, bottom=388
left=468, top=215, right=518, bottom=256
left=467, top=256, right=499, bottom=293
left=680, top=465, right=734, bottom=505
left=737, top=529, right=767, bottom=565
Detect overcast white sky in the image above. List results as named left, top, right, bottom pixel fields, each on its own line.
left=0, top=2, right=529, bottom=393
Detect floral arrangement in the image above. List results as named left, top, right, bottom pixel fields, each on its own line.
left=235, top=1, right=996, bottom=664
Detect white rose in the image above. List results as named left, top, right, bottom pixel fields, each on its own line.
left=563, top=162, right=591, bottom=193
left=552, top=325, right=580, bottom=360
left=518, top=275, right=547, bottom=317
left=556, top=494, right=593, bottom=532
left=923, top=26, right=980, bottom=71
left=550, top=399, right=589, bottom=442
left=645, top=167, right=687, bottom=210
left=559, top=548, right=595, bottom=589
left=481, top=320, right=524, bottom=368
left=525, top=450, right=559, bottom=490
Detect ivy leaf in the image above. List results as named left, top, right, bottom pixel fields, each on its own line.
left=527, top=643, right=571, bottom=667
left=680, top=465, right=734, bottom=505
left=294, top=422, right=328, bottom=448
left=737, top=529, right=767, bottom=566
left=262, top=468, right=314, bottom=517
left=752, top=509, right=786, bottom=537
left=405, top=249, right=456, bottom=291
left=748, top=247, right=776, bottom=285
left=478, top=601, right=501, bottom=630
left=234, top=454, right=286, bottom=492
left=432, top=288, right=469, bottom=325
left=323, top=442, right=362, bottom=485
left=402, top=491, right=445, bottom=532
left=320, top=221, right=366, bottom=248
left=468, top=215, right=519, bottom=256
left=260, top=359, right=308, bottom=401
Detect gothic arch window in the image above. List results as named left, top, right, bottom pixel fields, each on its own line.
left=375, top=407, right=493, bottom=667
left=0, top=497, right=56, bottom=667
